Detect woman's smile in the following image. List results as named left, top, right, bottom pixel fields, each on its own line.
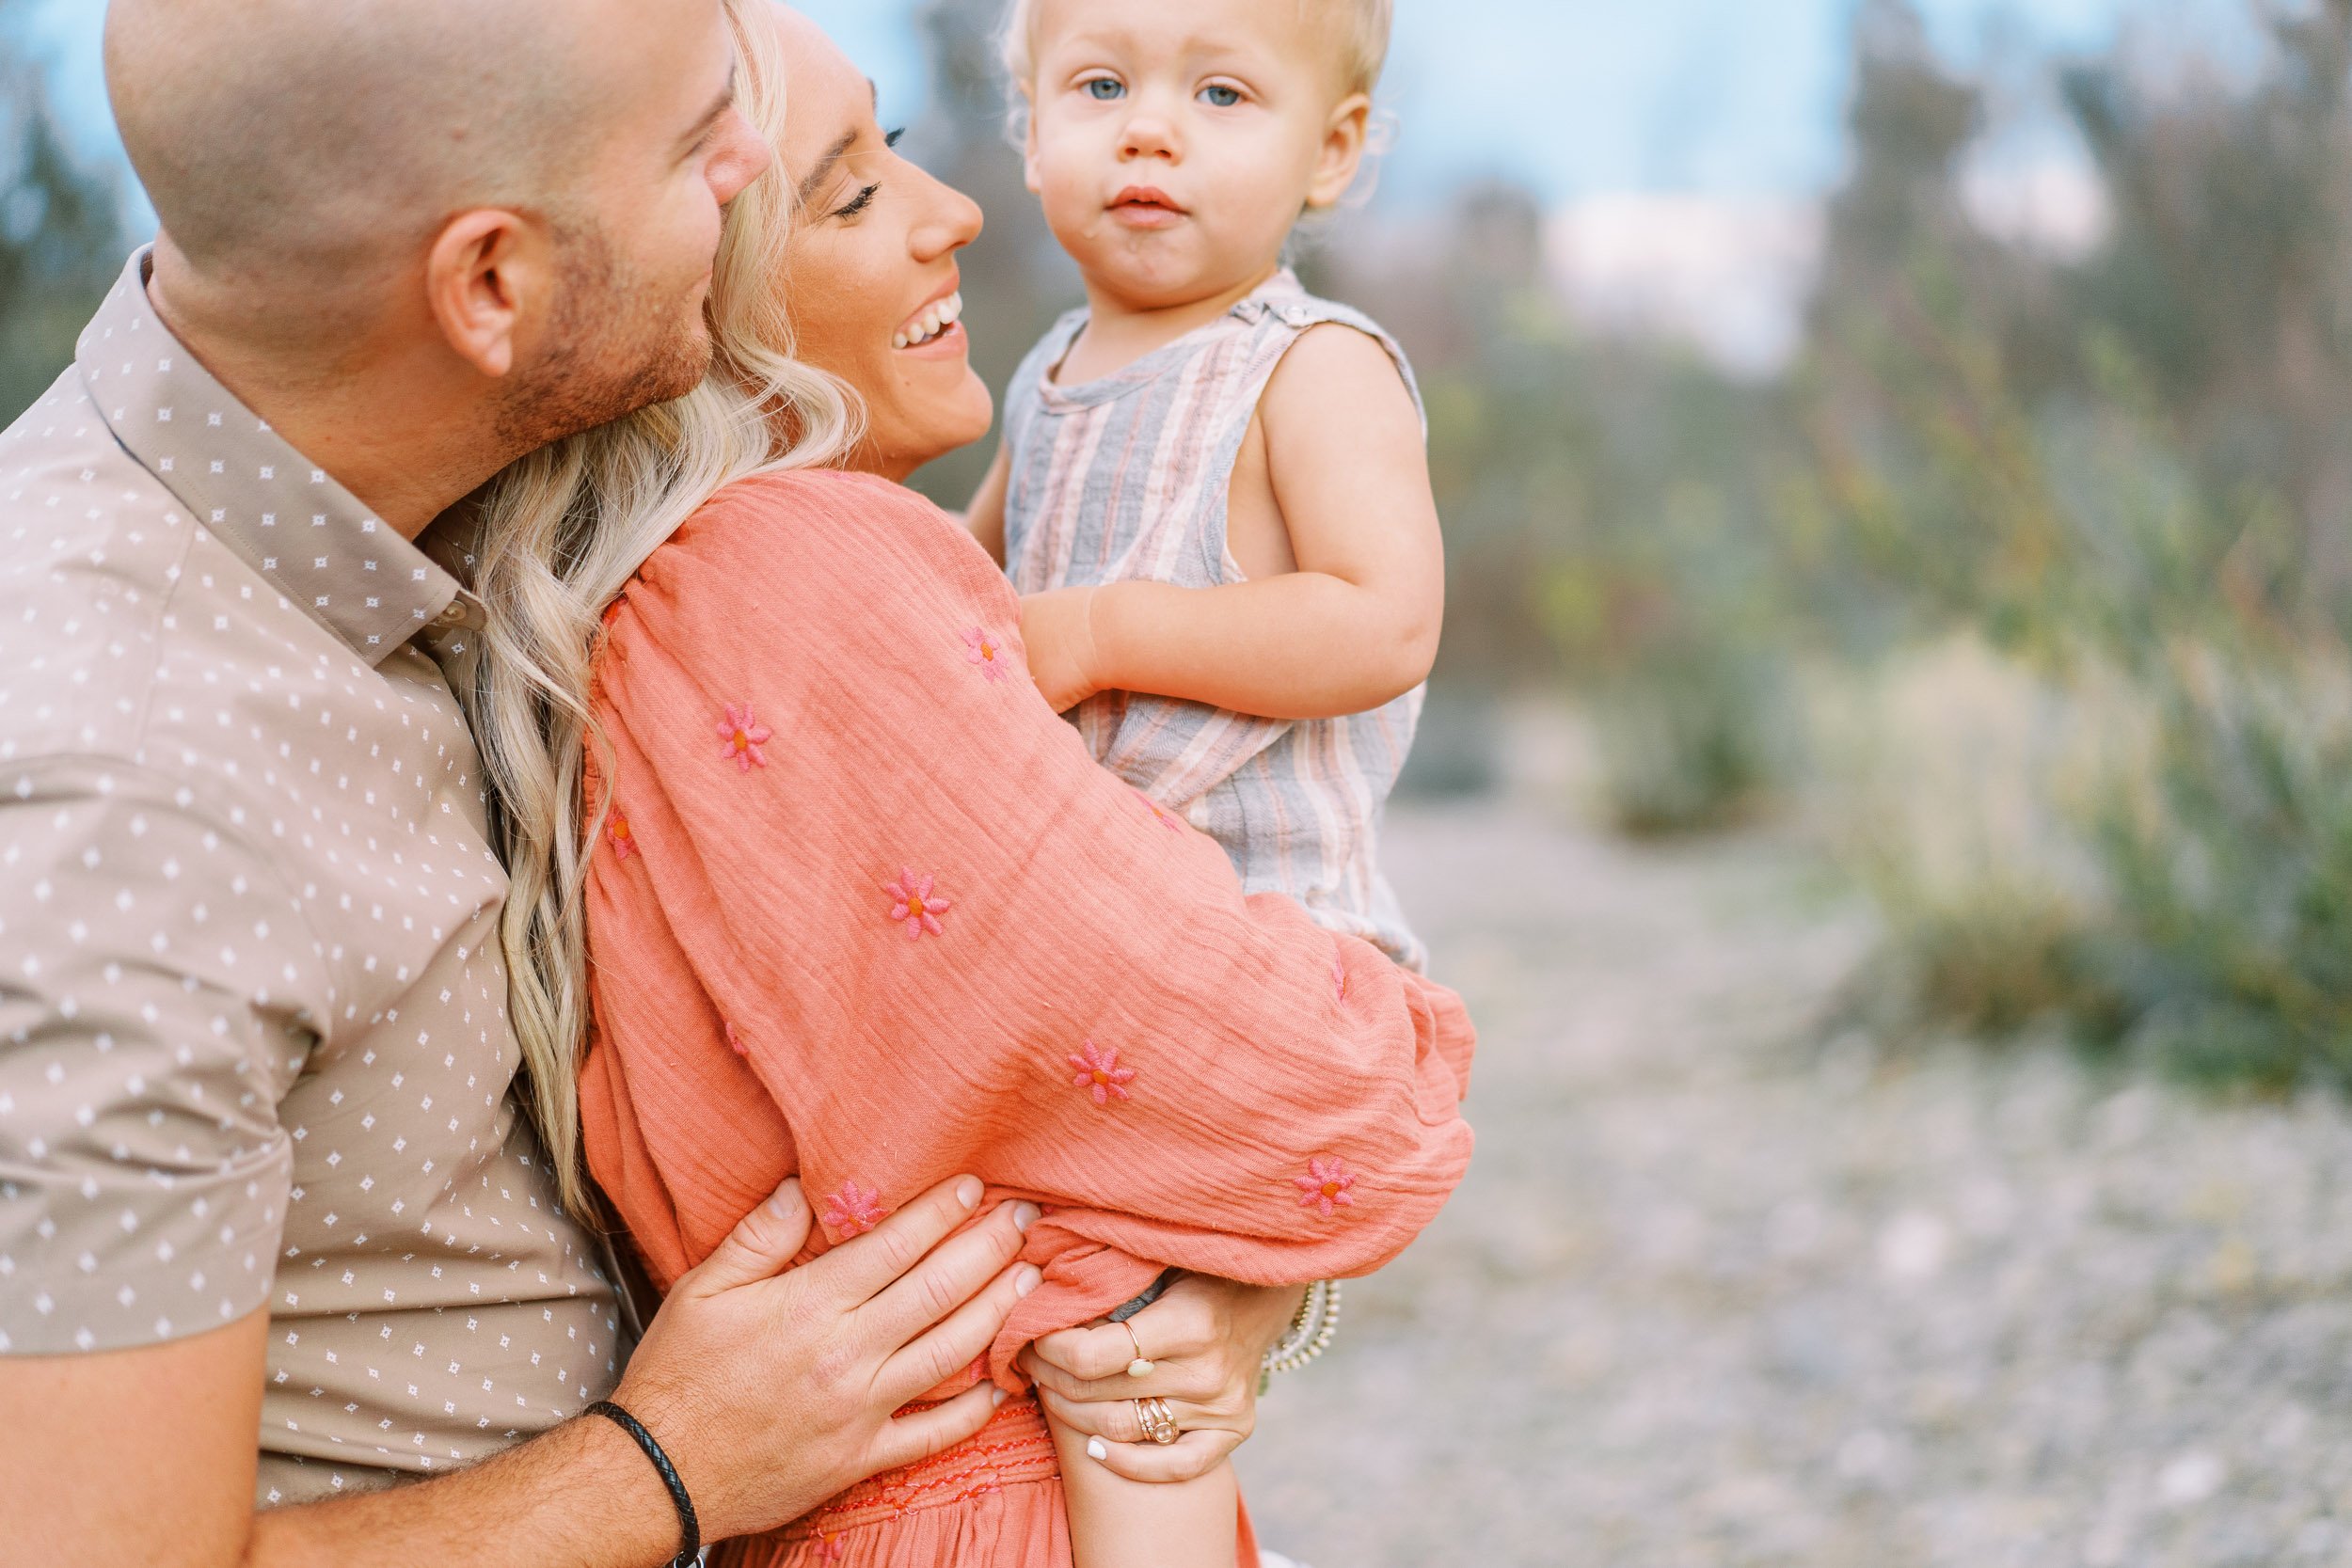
left=766, top=5, right=991, bottom=481
left=893, top=287, right=965, bottom=352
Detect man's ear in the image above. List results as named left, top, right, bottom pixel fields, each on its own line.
left=422, top=209, right=549, bottom=379
left=1305, top=92, right=1373, bottom=211
left=1022, top=92, right=1044, bottom=197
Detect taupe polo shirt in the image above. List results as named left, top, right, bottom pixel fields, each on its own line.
left=0, top=252, right=618, bottom=1505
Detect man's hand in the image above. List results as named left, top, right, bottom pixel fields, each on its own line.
left=611, top=1174, right=1041, bottom=1543
left=1017, top=586, right=1106, bottom=714
left=2, top=1173, right=1038, bottom=1567
left=1018, top=1275, right=1305, bottom=1483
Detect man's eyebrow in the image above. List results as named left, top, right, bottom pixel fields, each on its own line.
left=682, top=64, right=739, bottom=150
left=796, top=128, right=859, bottom=208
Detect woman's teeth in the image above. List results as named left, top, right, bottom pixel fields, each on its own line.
left=895, top=292, right=963, bottom=350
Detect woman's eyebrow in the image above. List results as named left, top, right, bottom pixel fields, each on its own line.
left=796, top=128, right=859, bottom=207
left=796, top=82, right=882, bottom=208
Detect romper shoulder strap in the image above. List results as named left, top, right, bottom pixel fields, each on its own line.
left=1229, top=279, right=1427, bottom=435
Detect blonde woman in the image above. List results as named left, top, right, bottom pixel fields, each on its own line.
left=463, top=6, right=1476, bottom=1565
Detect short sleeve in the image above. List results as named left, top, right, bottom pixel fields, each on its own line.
left=0, top=762, right=319, bottom=1354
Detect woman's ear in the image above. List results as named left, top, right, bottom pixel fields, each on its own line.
left=422, top=209, right=549, bottom=380
left=1306, top=91, right=1374, bottom=211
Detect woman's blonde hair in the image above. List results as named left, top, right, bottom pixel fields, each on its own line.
left=461, top=0, right=862, bottom=1215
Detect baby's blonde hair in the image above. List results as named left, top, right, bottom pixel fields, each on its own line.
left=999, top=0, right=1394, bottom=101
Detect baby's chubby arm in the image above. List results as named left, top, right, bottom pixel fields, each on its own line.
left=1021, top=325, right=1445, bottom=719
left=964, top=444, right=1011, bottom=566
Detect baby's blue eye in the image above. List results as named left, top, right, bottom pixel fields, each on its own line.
left=1200, top=85, right=1242, bottom=108
left=1086, top=78, right=1124, bottom=101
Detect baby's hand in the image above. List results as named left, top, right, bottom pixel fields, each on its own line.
left=1019, top=587, right=1107, bottom=714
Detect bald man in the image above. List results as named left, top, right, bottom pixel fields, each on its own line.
left=0, top=1, right=1040, bottom=1562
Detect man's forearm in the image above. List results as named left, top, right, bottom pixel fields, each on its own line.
left=246, top=1413, right=680, bottom=1568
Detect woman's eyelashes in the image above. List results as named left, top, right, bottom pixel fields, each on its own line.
left=831, top=131, right=903, bottom=218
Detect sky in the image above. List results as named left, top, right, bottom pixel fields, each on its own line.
left=24, top=0, right=2255, bottom=218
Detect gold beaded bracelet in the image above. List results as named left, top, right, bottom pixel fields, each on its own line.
left=1258, top=1278, right=1342, bottom=1392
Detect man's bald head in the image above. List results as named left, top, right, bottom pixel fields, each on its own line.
left=106, top=0, right=616, bottom=298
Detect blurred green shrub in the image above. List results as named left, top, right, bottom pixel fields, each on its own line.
left=1584, top=650, right=1787, bottom=837
left=2074, top=654, right=2352, bottom=1089
left=1800, top=0, right=2352, bottom=1091
left=1881, top=874, right=2101, bottom=1040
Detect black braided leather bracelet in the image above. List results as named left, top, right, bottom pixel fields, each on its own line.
left=584, top=1400, right=702, bottom=1568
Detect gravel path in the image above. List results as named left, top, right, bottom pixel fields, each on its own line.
left=1236, top=798, right=2352, bottom=1568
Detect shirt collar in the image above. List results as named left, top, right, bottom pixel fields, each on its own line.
left=76, top=247, right=483, bottom=666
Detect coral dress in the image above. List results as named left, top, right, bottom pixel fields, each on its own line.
left=578, top=469, right=1477, bottom=1567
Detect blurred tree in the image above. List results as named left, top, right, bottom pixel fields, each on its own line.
left=0, top=0, right=122, bottom=426
left=1319, top=178, right=1810, bottom=829
left=2062, top=0, right=2352, bottom=638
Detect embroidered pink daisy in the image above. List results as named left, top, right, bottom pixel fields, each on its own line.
left=716, top=703, right=772, bottom=772
left=822, top=1180, right=887, bottom=1239
left=724, top=1022, right=747, bottom=1057
left=818, top=1536, right=847, bottom=1562
left=608, top=808, right=638, bottom=862
left=1067, top=1039, right=1136, bottom=1106
left=1137, top=790, right=1184, bottom=835
left=964, top=626, right=1009, bottom=684
left=882, top=868, right=952, bottom=940
left=1295, top=1156, right=1357, bottom=1218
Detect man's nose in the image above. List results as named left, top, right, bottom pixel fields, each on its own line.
left=710, top=109, right=773, bottom=207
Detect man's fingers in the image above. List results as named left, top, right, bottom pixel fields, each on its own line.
left=1078, top=1427, right=1241, bottom=1484
left=876, top=1259, right=1041, bottom=1408
left=675, top=1178, right=811, bottom=1296
left=807, top=1176, right=986, bottom=1307
left=867, top=1381, right=1005, bottom=1475
left=862, top=1200, right=1034, bottom=1349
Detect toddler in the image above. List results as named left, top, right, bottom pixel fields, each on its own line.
left=970, top=0, right=1440, bottom=977
left=967, top=0, right=1444, bottom=1561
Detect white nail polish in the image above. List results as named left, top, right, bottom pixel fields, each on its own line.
left=1087, top=1437, right=1108, bottom=1462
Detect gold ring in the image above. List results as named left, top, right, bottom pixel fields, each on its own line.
left=1134, top=1396, right=1181, bottom=1446
left=1120, top=1318, right=1154, bottom=1378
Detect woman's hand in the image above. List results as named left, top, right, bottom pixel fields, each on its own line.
left=1017, top=586, right=1106, bottom=713
left=1018, top=1275, right=1307, bottom=1482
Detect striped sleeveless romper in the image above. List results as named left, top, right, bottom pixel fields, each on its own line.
left=1002, top=269, right=1428, bottom=970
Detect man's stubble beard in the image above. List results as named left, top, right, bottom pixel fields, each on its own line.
left=493, top=221, right=714, bottom=452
